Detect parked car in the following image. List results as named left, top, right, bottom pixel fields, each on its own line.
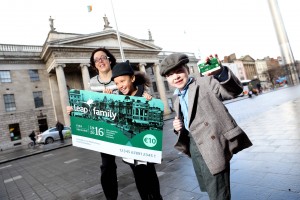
left=36, top=126, right=72, bottom=144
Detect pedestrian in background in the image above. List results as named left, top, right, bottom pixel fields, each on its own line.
left=160, top=53, right=252, bottom=200
left=29, top=130, right=36, bottom=146
left=56, top=121, right=64, bottom=144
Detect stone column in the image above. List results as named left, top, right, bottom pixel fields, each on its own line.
left=153, top=63, right=171, bottom=115
left=55, top=64, right=70, bottom=126
left=80, top=63, right=90, bottom=90
left=138, top=63, right=147, bottom=74
left=48, top=74, right=58, bottom=120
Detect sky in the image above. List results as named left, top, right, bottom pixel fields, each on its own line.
left=0, top=0, right=299, bottom=61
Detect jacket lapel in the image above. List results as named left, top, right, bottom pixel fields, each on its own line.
left=188, top=80, right=198, bottom=128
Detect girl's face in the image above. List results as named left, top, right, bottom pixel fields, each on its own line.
left=93, top=51, right=111, bottom=74
left=165, top=66, right=189, bottom=90
left=114, top=75, right=136, bottom=95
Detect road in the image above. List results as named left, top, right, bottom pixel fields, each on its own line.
left=225, top=85, right=300, bottom=124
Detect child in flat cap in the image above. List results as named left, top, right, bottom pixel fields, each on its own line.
left=160, top=53, right=252, bottom=200
left=111, top=60, right=163, bottom=200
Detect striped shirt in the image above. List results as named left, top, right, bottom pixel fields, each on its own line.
left=89, top=75, right=118, bottom=94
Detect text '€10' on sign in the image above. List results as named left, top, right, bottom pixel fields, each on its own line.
left=143, top=134, right=157, bottom=147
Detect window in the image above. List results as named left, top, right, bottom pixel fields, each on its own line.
left=164, top=81, right=170, bottom=91
left=28, top=69, right=40, bottom=81
left=9, top=123, right=21, bottom=141
left=152, top=82, right=158, bottom=92
left=146, top=67, right=154, bottom=75
left=4, top=94, right=16, bottom=112
left=0, top=70, right=12, bottom=83
left=150, top=66, right=154, bottom=75
left=33, top=91, right=44, bottom=108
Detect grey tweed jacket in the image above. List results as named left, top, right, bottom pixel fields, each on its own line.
left=174, top=67, right=252, bottom=175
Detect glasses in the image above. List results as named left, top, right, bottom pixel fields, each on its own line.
left=94, top=55, right=110, bottom=63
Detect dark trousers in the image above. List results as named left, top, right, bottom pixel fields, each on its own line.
left=58, top=130, right=64, bottom=143
left=190, top=138, right=231, bottom=200
left=30, top=137, right=36, bottom=145
left=100, top=153, right=163, bottom=200
left=128, top=162, right=163, bottom=200
left=100, top=153, right=118, bottom=200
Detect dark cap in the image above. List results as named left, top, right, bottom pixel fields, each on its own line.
left=160, top=53, right=189, bottom=76
left=111, top=60, right=134, bottom=81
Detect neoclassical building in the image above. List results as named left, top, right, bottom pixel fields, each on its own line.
left=0, top=18, right=198, bottom=149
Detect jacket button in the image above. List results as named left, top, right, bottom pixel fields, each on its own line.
left=211, top=135, right=216, bottom=140
left=204, top=122, right=209, bottom=126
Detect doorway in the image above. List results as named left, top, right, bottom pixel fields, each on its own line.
left=38, top=118, right=48, bottom=133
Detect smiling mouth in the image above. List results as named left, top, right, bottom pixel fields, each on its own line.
left=175, top=79, right=183, bottom=84
left=120, top=88, right=127, bottom=93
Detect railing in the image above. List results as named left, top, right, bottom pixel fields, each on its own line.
left=0, top=44, right=42, bottom=52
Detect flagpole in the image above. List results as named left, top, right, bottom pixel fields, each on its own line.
left=110, top=0, right=125, bottom=61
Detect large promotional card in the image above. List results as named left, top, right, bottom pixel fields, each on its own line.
left=69, top=89, right=164, bottom=163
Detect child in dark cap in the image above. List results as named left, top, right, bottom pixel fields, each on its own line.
left=110, top=60, right=163, bottom=200
left=160, top=53, right=252, bottom=200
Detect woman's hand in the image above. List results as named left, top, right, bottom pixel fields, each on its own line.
left=103, top=88, right=113, bottom=94
left=66, top=106, right=73, bottom=115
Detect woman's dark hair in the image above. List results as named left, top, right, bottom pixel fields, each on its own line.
left=89, top=47, right=117, bottom=72
left=133, top=71, right=151, bottom=87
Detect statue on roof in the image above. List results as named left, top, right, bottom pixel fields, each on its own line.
left=103, top=14, right=112, bottom=30
left=49, top=16, right=56, bottom=32
left=148, top=29, right=153, bottom=41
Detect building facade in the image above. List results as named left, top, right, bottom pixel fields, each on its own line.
left=238, top=55, right=257, bottom=80
left=0, top=29, right=198, bottom=150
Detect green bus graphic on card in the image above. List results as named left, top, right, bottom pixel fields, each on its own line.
left=198, top=56, right=221, bottom=75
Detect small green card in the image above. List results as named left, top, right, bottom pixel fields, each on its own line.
left=69, top=89, right=164, bottom=163
left=198, top=57, right=221, bottom=75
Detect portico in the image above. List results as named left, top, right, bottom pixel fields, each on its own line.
left=42, top=30, right=172, bottom=126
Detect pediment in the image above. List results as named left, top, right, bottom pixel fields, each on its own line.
left=239, top=55, right=255, bottom=62
left=46, top=29, right=162, bottom=51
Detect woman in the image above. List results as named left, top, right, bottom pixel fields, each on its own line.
left=68, top=48, right=118, bottom=199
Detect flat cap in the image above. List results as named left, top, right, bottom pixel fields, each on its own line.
left=160, top=53, right=189, bottom=76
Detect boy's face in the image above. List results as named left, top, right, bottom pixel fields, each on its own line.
left=113, top=75, right=135, bottom=95
left=165, top=66, right=189, bottom=90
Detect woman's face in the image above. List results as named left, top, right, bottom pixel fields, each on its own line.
left=93, top=51, right=111, bottom=74
left=113, top=75, right=135, bottom=95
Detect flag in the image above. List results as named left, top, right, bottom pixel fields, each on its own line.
left=87, top=5, right=92, bottom=12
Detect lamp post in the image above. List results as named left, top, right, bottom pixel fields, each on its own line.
left=110, top=0, right=125, bottom=62
left=268, top=0, right=299, bottom=85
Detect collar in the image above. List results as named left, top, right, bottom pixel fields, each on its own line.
left=97, top=75, right=112, bottom=85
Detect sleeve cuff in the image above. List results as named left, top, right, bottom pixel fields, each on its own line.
left=214, top=66, right=228, bottom=82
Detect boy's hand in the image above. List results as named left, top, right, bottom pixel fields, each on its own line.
left=173, top=116, right=183, bottom=132
left=204, top=54, right=223, bottom=76
left=66, top=106, right=73, bottom=115
left=142, top=92, right=152, bottom=101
